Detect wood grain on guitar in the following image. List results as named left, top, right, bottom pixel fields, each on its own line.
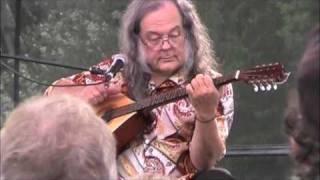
left=94, top=62, right=290, bottom=153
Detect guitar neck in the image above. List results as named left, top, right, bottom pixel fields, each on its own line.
left=102, top=72, right=238, bottom=121
left=142, top=73, right=237, bottom=108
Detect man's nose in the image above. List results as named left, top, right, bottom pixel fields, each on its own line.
left=160, top=39, right=173, bottom=50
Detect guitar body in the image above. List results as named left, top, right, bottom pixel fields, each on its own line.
left=94, top=94, right=146, bottom=153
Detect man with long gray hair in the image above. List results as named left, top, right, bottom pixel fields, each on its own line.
left=46, top=0, right=234, bottom=179
left=0, top=95, right=118, bottom=180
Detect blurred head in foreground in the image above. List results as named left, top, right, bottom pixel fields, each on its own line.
left=0, top=95, right=117, bottom=180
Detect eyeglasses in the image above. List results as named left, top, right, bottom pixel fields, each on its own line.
left=140, top=27, right=183, bottom=50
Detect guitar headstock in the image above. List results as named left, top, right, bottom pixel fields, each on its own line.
left=237, top=62, right=290, bottom=92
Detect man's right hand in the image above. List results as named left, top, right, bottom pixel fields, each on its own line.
left=48, top=78, right=120, bottom=105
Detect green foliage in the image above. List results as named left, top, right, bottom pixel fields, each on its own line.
left=21, top=0, right=126, bottom=67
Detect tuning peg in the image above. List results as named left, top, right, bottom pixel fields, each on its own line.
left=273, top=84, right=278, bottom=90
left=253, top=84, right=259, bottom=92
left=266, top=84, right=272, bottom=91
left=259, top=84, right=266, bottom=91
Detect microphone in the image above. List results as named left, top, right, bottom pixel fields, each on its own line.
left=90, top=54, right=126, bottom=81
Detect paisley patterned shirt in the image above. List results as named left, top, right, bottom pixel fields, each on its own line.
left=45, top=57, right=234, bottom=179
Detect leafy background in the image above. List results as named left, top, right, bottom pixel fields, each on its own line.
left=1, top=0, right=319, bottom=179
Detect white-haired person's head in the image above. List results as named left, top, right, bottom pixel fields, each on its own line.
left=0, top=95, right=117, bottom=180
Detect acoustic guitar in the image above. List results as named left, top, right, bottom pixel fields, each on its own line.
left=94, top=63, right=290, bottom=152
